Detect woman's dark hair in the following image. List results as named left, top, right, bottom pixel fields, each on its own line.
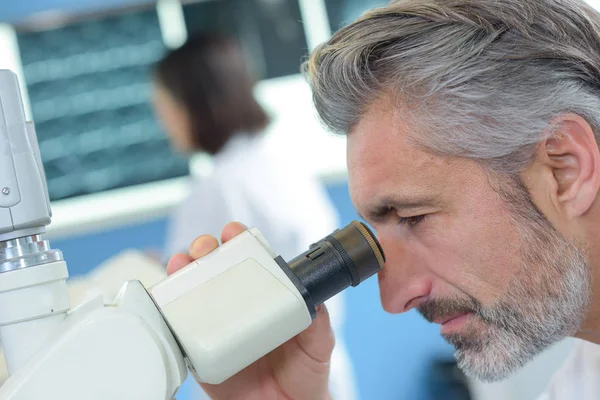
left=154, top=33, right=269, bottom=155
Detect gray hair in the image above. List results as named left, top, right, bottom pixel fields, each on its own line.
left=304, top=0, right=600, bottom=174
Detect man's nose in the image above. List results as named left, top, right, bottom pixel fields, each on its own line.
left=377, top=235, right=431, bottom=314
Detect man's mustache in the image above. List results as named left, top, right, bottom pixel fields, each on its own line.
left=417, top=296, right=481, bottom=323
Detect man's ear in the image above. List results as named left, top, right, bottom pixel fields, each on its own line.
left=534, top=113, right=600, bottom=218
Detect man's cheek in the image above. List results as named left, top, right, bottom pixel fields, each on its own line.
left=423, top=230, right=514, bottom=301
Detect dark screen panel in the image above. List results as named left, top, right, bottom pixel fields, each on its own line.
left=325, top=0, right=387, bottom=31
left=183, top=0, right=309, bottom=79
left=16, top=7, right=189, bottom=201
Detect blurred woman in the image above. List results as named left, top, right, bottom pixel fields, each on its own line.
left=151, top=33, right=357, bottom=400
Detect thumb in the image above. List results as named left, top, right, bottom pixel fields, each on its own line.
left=296, top=304, right=336, bottom=364
left=271, top=303, right=335, bottom=399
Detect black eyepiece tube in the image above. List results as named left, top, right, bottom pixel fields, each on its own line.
left=284, top=221, right=385, bottom=311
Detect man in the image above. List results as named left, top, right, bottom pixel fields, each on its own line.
left=167, top=0, right=600, bottom=398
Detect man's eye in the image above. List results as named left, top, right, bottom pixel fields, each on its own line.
left=398, top=215, right=427, bottom=226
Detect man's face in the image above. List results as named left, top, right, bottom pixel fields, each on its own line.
left=347, top=99, right=590, bottom=382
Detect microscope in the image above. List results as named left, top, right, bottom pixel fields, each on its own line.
left=0, top=70, right=385, bottom=399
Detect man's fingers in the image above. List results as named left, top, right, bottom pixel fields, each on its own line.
left=166, top=235, right=218, bottom=276
left=167, top=225, right=243, bottom=276
left=221, top=222, right=248, bottom=243
left=189, top=235, right=220, bottom=260
left=167, top=253, right=194, bottom=275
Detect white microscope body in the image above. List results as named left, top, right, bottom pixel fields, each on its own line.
left=0, top=70, right=384, bottom=399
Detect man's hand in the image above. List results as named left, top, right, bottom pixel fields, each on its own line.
left=167, top=222, right=335, bottom=400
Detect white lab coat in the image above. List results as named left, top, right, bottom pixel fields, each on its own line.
left=537, top=339, right=600, bottom=400
left=469, top=337, right=600, bottom=400
left=163, top=133, right=358, bottom=400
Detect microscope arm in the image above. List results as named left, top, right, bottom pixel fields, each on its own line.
left=0, top=70, right=51, bottom=241
left=0, top=69, right=187, bottom=399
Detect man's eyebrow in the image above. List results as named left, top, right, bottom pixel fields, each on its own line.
left=358, top=195, right=441, bottom=223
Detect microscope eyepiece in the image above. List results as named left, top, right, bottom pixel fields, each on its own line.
left=326, top=220, right=386, bottom=285
left=279, top=221, right=385, bottom=317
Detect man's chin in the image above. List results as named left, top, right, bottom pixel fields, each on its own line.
left=450, top=335, right=548, bottom=383
left=444, top=331, right=531, bottom=383
left=454, top=349, right=521, bottom=383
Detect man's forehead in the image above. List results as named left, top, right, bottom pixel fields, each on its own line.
left=346, top=103, right=457, bottom=208
left=347, top=98, right=433, bottom=166
left=348, top=108, right=443, bottom=170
